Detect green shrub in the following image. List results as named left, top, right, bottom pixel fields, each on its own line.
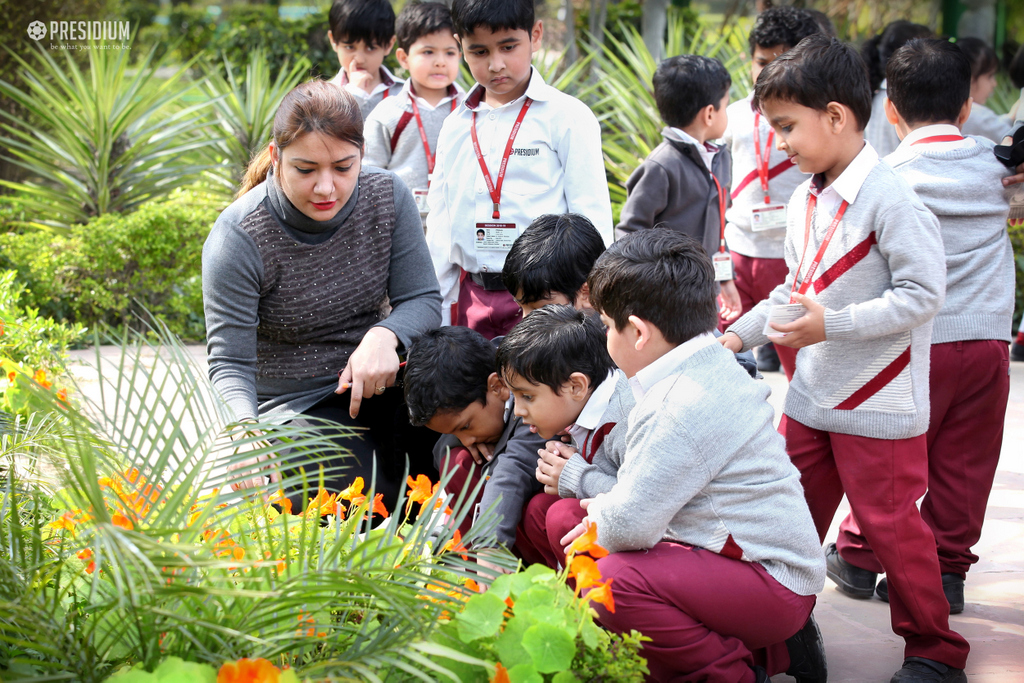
left=0, top=189, right=217, bottom=341
left=0, top=270, right=84, bottom=374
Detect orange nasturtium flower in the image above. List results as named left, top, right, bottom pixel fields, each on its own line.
left=406, top=474, right=434, bottom=505
left=491, top=662, right=511, bottom=683
left=33, top=369, right=52, bottom=389
left=49, top=511, right=79, bottom=534
left=0, top=318, right=5, bottom=337
left=586, top=579, right=616, bottom=613
left=111, top=512, right=134, bottom=530
left=443, top=530, right=469, bottom=560
left=338, top=476, right=364, bottom=502
left=303, top=489, right=339, bottom=518
left=368, top=492, right=389, bottom=518
left=566, top=519, right=608, bottom=559
left=268, top=489, right=293, bottom=515
left=7, top=371, right=15, bottom=383
left=77, top=548, right=96, bottom=574
left=217, top=657, right=284, bottom=683
left=568, top=554, right=603, bottom=593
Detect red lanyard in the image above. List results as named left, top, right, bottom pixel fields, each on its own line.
left=911, top=134, right=964, bottom=145
left=791, top=193, right=849, bottom=302
left=710, top=173, right=727, bottom=253
left=471, top=98, right=533, bottom=219
left=753, top=112, right=775, bottom=204
left=408, top=85, right=458, bottom=179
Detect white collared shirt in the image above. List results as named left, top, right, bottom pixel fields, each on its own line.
left=567, top=371, right=619, bottom=449
left=897, top=123, right=973, bottom=153
left=670, top=126, right=719, bottom=172
left=397, top=78, right=465, bottom=112
left=810, top=142, right=879, bottom=221
left=629, top=333, right=718, bottom=402
left=425, top=68, right=613, bottom=323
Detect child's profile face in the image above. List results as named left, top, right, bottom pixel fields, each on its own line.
left=600, top=312, right=643, bottom=378
left=760, top=97, right=840, bottom=177
left=751, top=44, right=788, bottom=83
left=514, top=289, right=573, bottom=317
left=424, top=375, right=509, bottom=450
left=970, top=70, right=997, bottom=106
left=397, top=31, right=461, bottom=96
left=505, top=371, right=587, bottom=440
left=707, top=92, right=731, bottom=141
left=330, top=33, right=396, bottom=86
left=459, top=21, right=542, bottom=105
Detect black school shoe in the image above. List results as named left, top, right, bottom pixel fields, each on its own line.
left=890, top=657, right=967, bottom=683
left=874, top=574, right=965, bottom=614
left=752, top=665, right=772, bottom=683
left=785, top=613, right=828, bottom=683
left=757, top=342, right=781, bottom=372
left=825, top=543, right=877, bottom=599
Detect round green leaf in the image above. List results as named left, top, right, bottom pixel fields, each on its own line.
left=521, top=622, right=576, bottom=673
left=508, top=662, right=543, bottom=683
left=455, top=591, right=508, bottom=643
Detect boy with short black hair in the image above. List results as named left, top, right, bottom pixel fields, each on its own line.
left=720, top=34, right=970, bottom=682
left=404, top=326, right=548, bottom=559
left=562, top=229, right=826, bottom=683
left=364, top=2, right=464, bottom=224
left=723, top=7, right=824, bottom=377
left=501, top=213, right=605, bottom=317
left=616, top=55, right=742, bottom=321
left=494, top=305, right=633, bottom=569
left=327, top=0, right=404, bottom=119
left=831, top=38, right=1014, bottom=619
left=425, top=0, right=612, bottom=339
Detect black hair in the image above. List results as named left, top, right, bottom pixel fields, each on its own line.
left=450, top=0, right=534, bottom=39
left=754, top=34, right=873, bottom=132
left=495, top=305, right=615, bottom=394
left=956, top=36, right=999, bottom=81
left=404, top=326, right=495, bottom=426
left=886, top=38, right=971, bottom=126
left=502, top=213, right=605, bottom=306
left=860, top=20, right=932, bottom=93
left=807, top=10, right=837, bottom=39
left=748, top=7, right=823, bottom=53
left=587, top=229, right=718, bottom=345
left=1011, top=42, right=1024, bottom=90
left=329, top=0, right=396, bottom=48
left=653, top=55, right=732, bottom=129
left=396, top=2, right=456, bottom=52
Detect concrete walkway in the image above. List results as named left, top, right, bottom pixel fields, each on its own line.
left=65, top=346, right=1024, bottom=682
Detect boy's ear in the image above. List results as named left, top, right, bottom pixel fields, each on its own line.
left=956, top=97, right=973, bottom=128
left=395, top=47, right=410, bottom=70
left=487, top=372, right=509, bottom=399
left=627, top=315, right=650, bottom=351
left=825, top=101, right=851, bottom=134
left=530, top=20, right=543, bottom=50
left=384, top=35, right=397, bottom=55
left=883, top=97, right=901, bottom=126
left=575, top=282, right=591, bottom=311
left=567, top=372, right=591, bottom=400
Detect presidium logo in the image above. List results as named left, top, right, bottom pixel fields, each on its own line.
left=27, top=19, right=130, bottom=42
left=27, top=21, right=46, bottom=40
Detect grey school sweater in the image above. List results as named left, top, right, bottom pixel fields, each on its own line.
left=885, top=135, right=1014, bottom=344
left=727, top=158, right=946, bottom=440
left=588, top=342, right=826, bottom=597
left=202, top=168, right=441, bottom=421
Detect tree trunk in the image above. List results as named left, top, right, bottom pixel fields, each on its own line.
left=642, top=0, right=670, bottom=61
left=589, top=0, right=609, bottom=50
left=563, top=0, right=578, bottom=64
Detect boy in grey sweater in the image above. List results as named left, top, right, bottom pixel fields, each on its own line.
left=833, top=38, right=1014, bottom=617
left=721, top=36, right=969, bottom=683
left=562, top=230, right=827, bottom=683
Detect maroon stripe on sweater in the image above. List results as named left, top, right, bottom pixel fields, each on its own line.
left=835, top=346, right=911, bottom=410
left=390, top=111, right=414, bottom=154
left=730, top=159, right=796, bottom=199
left=813, top=232, right=877, bottom=294
left=584, top=423, right=615, bottom=464
left=720, top=534, right=744, bottom=560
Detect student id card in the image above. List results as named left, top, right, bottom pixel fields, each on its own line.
left=475, top=222, right=518, bottom=251
left=413, top=189, right=430, bottom=213
left=763, top=303, right=807, bottom=337
left=751, top=203, right=788, bottom=231
left=712, top=252, right=734, bottom=281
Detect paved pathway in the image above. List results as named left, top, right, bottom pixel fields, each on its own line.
left=66, top=347, right=1024, bottom=682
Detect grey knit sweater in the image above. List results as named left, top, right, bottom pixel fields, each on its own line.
left=885, top=135, right=1014, bottom=344
left=589, top=343, right=826, bottom=597
left=202, top=168, right=441, bottom=421
left=727, top=158, right=946, bottom=440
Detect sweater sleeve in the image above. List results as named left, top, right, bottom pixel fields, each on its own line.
left=557, top=424, right=625, bottom=499
left=823, top=201, right=945, bottom=341
left=373, top=174, right=443, bottom=351
left=363, top=110, right=394, bottom=170
left=556, top=103, right=614, bottom=244
left=477, top=420, right=546, bottom=548
left=615, top=161, right=670, bottom=240
left=202, top=213, right=264, bottom=422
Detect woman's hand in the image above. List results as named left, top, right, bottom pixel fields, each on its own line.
left=338, top=326, right=401, bottom=418
left=225, top=423, right=280, bottom=491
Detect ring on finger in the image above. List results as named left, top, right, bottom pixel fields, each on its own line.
left=375, top=385, right=386, bottom=394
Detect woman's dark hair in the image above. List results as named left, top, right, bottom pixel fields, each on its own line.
left=754, top=35, right=873, bottom=132
left=887, top=39, right=971, bottom=125
left=404, top=326, right=496, bottom=426
left=239, top=80, right=364, bottom=196
left=860, top=20, right=932, bottom=93
left=653, top=55, right=732, bottom=129
left=328, top=0, right=396, bottom=48
left=502, top=213, right=605, bottom=306
left=450, top=0, right=533, bottom=39
left=748, top=7, right=823, bottom=53
left=496, top=305, right=614, bottom=394
left=956, top=36, right=999, bottom=81
left=397, top=2, right=456, bottom=52
left=588, top=229, right=718, bottom=345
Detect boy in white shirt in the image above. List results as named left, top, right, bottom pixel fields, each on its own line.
left=425, top=0, right=612, bottom=339
left=327, top=0, right=404, bottom=120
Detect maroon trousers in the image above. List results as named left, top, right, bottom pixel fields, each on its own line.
left=722, top=252, right=797, bottom=380
left=838, top=340, right=1010, bottom=578
left=518, top=494, right=589, bottom=569
left=782, top=415, right=970, bottom=668
left=590, top=542, right=812, bottom=682
left=455, top=275, right=521, bottom=340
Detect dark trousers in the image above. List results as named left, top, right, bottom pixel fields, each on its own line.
left=283, top=388, right=438, bottom=516
left=838, top=340, right=1010, bottom=578
left=782, top=415, right=970, bottom=668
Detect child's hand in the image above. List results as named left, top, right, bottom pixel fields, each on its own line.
left=558, top=498, right=596, bottom=549
left=348, top=68, right=374, bottom=94
left=465, top=442, right=495, bottom=465
left=536, top=443, right=574, bottom=495
left=719, top=331, right=743, bottom=353
left=718, top=279, right=742, bottom=321
left=769, top=293, right=826, bottom=348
